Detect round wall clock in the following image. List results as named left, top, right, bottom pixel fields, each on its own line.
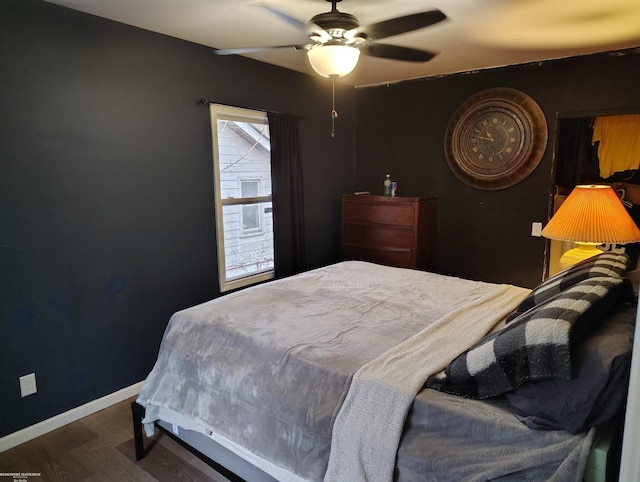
left=444, top=87, right=548, bottom=190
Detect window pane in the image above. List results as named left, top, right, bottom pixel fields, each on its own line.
left=222, top=203, right=274, bottom=281
left=241, top=180, right=259, bottom=198
left=217, top=120, right=271, bottom=200
left=242, top=204, right=259, bottom=230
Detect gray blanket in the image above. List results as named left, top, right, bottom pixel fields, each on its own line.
left=324, top=285, right=529, bottom=482
left=137, top=261, right=595, bottom=481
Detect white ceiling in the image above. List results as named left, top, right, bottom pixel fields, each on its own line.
left=45, top=0, right=640, bottom=87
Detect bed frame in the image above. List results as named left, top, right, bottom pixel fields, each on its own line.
left=131, top=400, right=622, bottom=482
left=131, top=401, right=278, bottom=482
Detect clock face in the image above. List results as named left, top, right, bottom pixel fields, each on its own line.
left=465, top=109, right=524, bottom=164
left=445, top=88, right=547, bottom=190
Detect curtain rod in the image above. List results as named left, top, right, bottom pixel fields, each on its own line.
left=199, top=99, right=307, bottom=120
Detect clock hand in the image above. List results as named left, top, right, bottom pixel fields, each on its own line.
left=474, top=135, right=493, bottom=141
left=485, top=130, right=495, bottom=141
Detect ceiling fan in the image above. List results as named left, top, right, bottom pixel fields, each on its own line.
left=214, top=0, right=447, bottom=77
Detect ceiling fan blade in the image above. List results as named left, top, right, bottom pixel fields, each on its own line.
left=359, top=43, right=437, bottom=62
left=255, top=4, right=331, bottom=42
left=257, top=4, right=309, bottom=32
left=354, top=10, right=446, bottom=40
left=214, top=44, right=309, bottom=55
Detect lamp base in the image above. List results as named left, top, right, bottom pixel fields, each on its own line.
left=558, top=243, right=603, bottom=270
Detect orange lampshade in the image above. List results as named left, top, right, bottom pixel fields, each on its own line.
left=542, top=185, right=640, bottom=244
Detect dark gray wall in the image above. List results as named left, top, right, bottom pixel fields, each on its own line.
left=0, top=0, right=355, bottom=436
left=355, top=49, right=640, bottom=288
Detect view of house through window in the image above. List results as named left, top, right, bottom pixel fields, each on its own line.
left=210, top=104, right=274, bottom=292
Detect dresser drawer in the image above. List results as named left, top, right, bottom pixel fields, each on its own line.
left=342, top=244, right=413, bottom=268
left=342, top=201, right=415, bottom=227
left=342, top=223, right=413, bottom=249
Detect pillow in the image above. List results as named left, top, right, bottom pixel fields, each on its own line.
left=506, top=252, right=630, bottom=322
left=425, top=276, right=632, bottom=399
left=506, top=303, right=636, bottom=434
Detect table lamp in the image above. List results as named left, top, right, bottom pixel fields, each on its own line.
left=541, top=184, right=640, bottom=270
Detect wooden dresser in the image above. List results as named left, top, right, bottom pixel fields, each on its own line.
left=341, top=194, right=437, bottom=270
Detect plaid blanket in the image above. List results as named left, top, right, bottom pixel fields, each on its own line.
left=507, top=252, right=629, bottom=321
left=425, top=276, right=631, bottom=399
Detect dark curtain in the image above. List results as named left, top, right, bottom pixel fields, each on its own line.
left=267, top=112, right=306, bottom=278
left=555, top=117, right=600, bottom=187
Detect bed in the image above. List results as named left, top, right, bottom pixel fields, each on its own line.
left=133, top=253, right=637, bottom=481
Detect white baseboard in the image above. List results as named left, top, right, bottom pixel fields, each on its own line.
left=0, top=380, right=145, bottom=453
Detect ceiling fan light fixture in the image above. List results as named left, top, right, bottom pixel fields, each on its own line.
left=307, top=44, right=360, bottom=77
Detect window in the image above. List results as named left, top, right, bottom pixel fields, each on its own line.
left=210, top=104, right=274, bottom=292
left=240, top=180, right=262, bottom=233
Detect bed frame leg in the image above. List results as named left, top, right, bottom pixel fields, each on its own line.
left=131, top=401, right=146, bottom=461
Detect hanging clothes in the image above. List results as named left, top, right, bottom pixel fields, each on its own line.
left=592, top=114, right=640, bottom=178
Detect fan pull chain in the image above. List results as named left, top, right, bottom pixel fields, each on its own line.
left=331, top=75, right=338, bottom=138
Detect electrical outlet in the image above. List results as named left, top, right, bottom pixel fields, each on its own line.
left=19, top=373, right=37, bottom=397
left=531, top=222, right=543, bottom=237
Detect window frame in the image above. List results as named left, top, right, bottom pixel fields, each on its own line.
left=210, top=103, right=273, bottom=292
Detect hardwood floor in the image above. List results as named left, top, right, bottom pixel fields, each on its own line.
left=0, top=397, right=232, bottom=481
